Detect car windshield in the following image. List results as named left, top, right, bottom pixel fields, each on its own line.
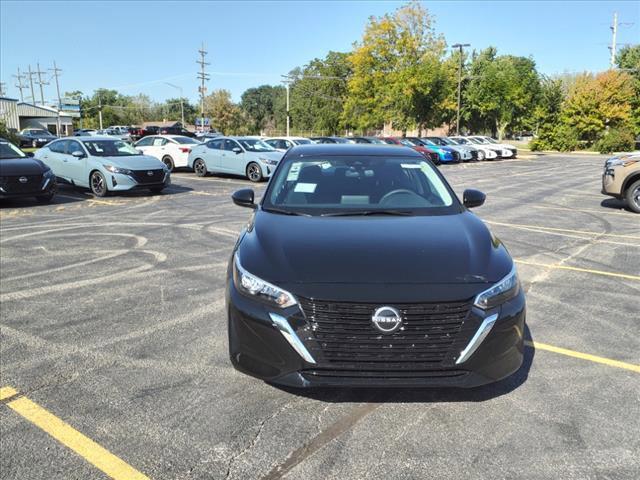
left=467, top=137, right=484, bottom=144
left=0, top=141, right=27, bottom=159
left=399, top=139, right=416, bottom=147
left=264, top=156, right=458, bottom=216
left=450, top=137, right=468, bottom=144
left=173, top=136, right=200, bottom=144
left=367, top=138, right=386, bottom=144
left=472, top=137, right=490, bottom=144
left=427, top=137, right=447, bottom=146
left=238, top=139, right=276, bottom=152
left=293, top=139, right=313, bottom=145
left=422, top=139, right=437, bottom=146
left=82, top=139, right=140, bottom=156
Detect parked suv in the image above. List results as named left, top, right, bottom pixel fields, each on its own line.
left=602, top=153, right=640, bottom=213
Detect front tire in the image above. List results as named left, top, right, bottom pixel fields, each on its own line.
left=625, top=179, right=640, bottom=213
left=194, top=158, right=207, bottom=177
left=246, top=162, right=263, bottom=182
left=36, top=192, right=55, bottom=203
left=90, top=171, right=108, bottom=197
left=162, top=156, right=174, bottom=172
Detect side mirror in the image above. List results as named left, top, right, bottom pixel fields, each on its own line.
left=71, top=150, right=85, bottom=158
left=232, top=147, right=242, bottom=154
left=136, top=148, right=144, bottom=154
left=232, top=189, right=256, bottom=209
left=463, top=189, right=486, bottom=209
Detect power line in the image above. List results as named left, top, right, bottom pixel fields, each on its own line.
left=49, top=61, right=63, bottom=135
left=196, top=43, right=210, bottom=131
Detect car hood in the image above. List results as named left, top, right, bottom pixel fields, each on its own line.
left=98, top=155, right=166, bottom=169
left=238, top=210, right=513, bottom=288
left=0, top=157, right=49, bottom=175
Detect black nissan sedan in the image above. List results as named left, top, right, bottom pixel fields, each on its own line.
left=0, top=138, right=57, bottom=202
left=227, top=144, right=525, bottom=388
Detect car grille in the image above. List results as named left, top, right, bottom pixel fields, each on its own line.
left=0, top=174, right=43, bottom=194
left=130, top=169, right=165, bottom=184
left=297, top=298, right=472, bottom=369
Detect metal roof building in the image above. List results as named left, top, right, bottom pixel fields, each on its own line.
left=0, top=98, right=73, bottom=136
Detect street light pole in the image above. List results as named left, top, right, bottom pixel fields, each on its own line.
left=452, top=43, right=470, bottom=135
left=164, top=82, right=185, bottom=127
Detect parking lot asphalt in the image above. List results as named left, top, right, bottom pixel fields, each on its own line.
left=1, top=154, right=639, bottom=480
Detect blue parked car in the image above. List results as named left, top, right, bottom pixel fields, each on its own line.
left=407, top=138, right=461, bottom=163
left=34, top=136, right=170, bottom=197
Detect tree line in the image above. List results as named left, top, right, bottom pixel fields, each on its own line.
left=73, top=2, right=639, bottom=152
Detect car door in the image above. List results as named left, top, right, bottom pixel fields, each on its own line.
left=134, top=136, right=155, bottom=156
left=200, top=139, right=224, bottom=172
left=220, top=139, right=245, bottom=174
left=58, top=139, right=88, bottom=185
left=37, top=139, right=66, bottom=175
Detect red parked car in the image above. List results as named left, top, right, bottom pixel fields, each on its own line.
left=378, top=136, right=441, bottom=165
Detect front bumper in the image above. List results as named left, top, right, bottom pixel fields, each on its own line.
left=0, top=175, right=57, bottom=199
left=227, top=280, right=526, bottom=388
left=107, top=170, right=171, bottom=191
left=601, top=167, right=623, bottom=198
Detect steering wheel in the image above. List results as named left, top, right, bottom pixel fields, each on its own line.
left=379, top=189, right=420, bottom=205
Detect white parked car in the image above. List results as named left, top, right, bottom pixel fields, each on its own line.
left=264, top=136, right=315, bottom=152
left=449, top=136, right=499, bottom=160
left=134, top=135, right=202, bottom=171
left=187, top=136, right=283, bottom=182
left=469, top=136, right=517, bottom=158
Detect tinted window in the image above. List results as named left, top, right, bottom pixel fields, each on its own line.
left=49, top=141, right=67, bottom=154
left=172, top=136, right=199, bottom=144
left=207, top=139, right=223, bottom=149
left=66, top=140, right=83, bottom=155
left=135, top=137, right=154, bottom=147
left=0, top=141, right=27, bottom=159
left=83, top=140, right=140, bottom=157
left=223, top=139, right=240, bottom=151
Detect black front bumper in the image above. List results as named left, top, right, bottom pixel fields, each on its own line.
left=0, top=176, right=57, bottom=199
left=227, top=281, right=526, bottom=388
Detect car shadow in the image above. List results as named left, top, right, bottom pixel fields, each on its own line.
left=274, top=325, right=535, bottom=404
left=600, top=198, right=633, bottom=213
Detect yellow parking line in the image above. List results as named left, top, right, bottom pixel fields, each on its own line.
left=525, top=341, right=640, bottom=373
left=515, top=259, right=640, bottom=281
left=3, top=388, right=149, bottom=480
left=0, top=386, right=18, bottom=401
left=486, top=220, right=640, bottom=240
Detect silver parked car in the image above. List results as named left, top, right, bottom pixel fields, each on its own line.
left=187, top=136, right=283, bottom=182
left=34, top=136, right=170, bottom=196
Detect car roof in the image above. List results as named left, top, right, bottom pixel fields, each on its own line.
left=285, top=144, right=422, bottom=158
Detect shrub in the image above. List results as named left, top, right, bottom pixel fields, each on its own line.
left=529, top=124, right=579, bottom=152
left=594, top=127, right=636, bottom=154
left=0, top=120, right=20, bottom=145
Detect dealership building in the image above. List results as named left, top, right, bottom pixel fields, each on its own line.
left=0, top=96, right=75, bottom=136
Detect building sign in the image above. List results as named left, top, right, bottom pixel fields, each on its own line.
left=60, top=97, right=81, bottom=118
left=195, top=117, right=211, bottom=127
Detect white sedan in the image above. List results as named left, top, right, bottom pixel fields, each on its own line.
left=187, top=136, right=283, bottom=182
left=469, top=136, right=518, bottom=158
left=264, top=136, right=315, bottom=152
left=134, top=135, right=202, bottom=171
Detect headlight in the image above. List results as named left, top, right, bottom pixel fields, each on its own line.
left=474, top=266, right=520, bottom=309
left=259, top=157, right=278, bottom=166
left=233, top=254, right=297, bottom=308
left=104, top=165, right=132, bottom=175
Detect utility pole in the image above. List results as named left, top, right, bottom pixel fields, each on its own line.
left=49, top=61, right=63, bottom=136
left=610, top=12, right=618, bottom=68
left=0, top=82, right=6, bottom=96
left=196, top=43, right=210, bottom=133
left=281, top=75, right=292, bottom=136
left=452, top=43, right=470, bottom=135
left=27, top=65, right=36, bottom=104
left=35, top=62, right=49, bottom=105
left=98, top=95, right=103, bottom=130
left=13, top=68, right=26, bottom=101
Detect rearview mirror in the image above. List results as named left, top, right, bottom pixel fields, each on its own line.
left=232, top=147, right=242, bottom=154
left=71, top=150, right=85, bottom=158
left=463, top=189, right=486, bottom=208
left=232, top=189, right=256, bottom=209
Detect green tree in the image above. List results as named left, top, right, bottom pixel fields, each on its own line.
left=562, top=70, right=635, bottom=145
left=289, top=51, right=351, bottom=135
left=615, top=44, right=640, bottom=133
left=240, top=85, right=286, bottom=134
left=204, top=89, right=248, bottom=135
left=162, top=97, right=197, bottom=125
left=463, top=48, right=540, bottom=139
left=343, top=1, right=448, bottom=133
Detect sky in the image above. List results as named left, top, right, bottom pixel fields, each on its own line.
left=1, top=0, right=639, bottom=105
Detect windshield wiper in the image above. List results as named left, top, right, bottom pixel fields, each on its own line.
left=321, top=210, right=413, bottom=217
left=262, top=207, right=311, bottom=217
